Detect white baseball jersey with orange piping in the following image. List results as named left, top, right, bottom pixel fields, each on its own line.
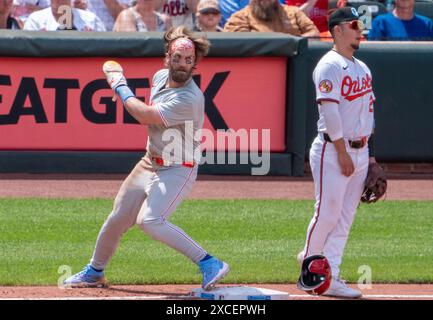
left=314, top=49, right=375, bottom=140
left=301, top=49, right=375, bottom=278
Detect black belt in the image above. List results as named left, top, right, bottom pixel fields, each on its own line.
left=323, top=133, right=367, bottom=149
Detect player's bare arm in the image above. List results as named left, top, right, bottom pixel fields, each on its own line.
left=333, top=139, right=355, bottom=177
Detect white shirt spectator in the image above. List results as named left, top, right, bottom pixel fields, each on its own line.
left=12, top=0, right=51, bottom=23
left=23, top=6, right=106, bottom=31
left=86, top=0, right=131, bottom=31
left=158, top=0, right=195, bottom=29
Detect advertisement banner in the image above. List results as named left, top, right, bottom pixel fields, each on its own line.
left=0, top=57, right=287, bottom=152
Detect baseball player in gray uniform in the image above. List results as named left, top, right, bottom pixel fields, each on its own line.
left=64, top=26, right=230, bottom=290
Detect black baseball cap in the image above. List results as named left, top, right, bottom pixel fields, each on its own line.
left=328, top=7, right=360, bottom=31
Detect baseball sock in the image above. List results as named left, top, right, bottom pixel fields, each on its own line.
left=90, top=265, right=103, bottom=273
left=199, top=254, right=213, bottom=263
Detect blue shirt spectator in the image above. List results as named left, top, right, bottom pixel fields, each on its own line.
left=368, top=0, right=433, bottom=41
left=368, top=12, right=433, bottom=40
left=220, top=0, right=286, bottom=26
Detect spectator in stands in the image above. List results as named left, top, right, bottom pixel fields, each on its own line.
left=193, top=0, right=223, bottom=31
left=12, top=0, right=50, bottom=23
left=318, top=8, right=368, bottom=41
left=368, top=0, right=433, bottom=40
left=285, top=0, right=328, bottom=32
left=224, top=0, right=320, bottom=37
left=23, top=0, right=106, bottom=30
left=336, top=0, right=347, bottom=9
left=219, top=0, right=285, bottom=27
left=1, top=0, right=21, bottom=28
left=219, top=0, right=246, bottom=26
left=85, top=0, right=130, bottom=31
left=73, top=0, right=87, bottom=10
left=156, top=0, right=197, bottom=29
left=113, top=0, right=171, bottom=31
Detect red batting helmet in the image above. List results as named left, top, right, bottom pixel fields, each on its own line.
left=297, top=255, right=332, bottom=295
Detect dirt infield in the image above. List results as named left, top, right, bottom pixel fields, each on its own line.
left=0, top=174, right=432, bottom=200
left=2, top=284, right=433, bottom=300
left=0, top=172, right=432, bottom=300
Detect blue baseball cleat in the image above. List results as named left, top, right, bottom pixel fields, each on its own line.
left=199, top=257, right=230, bottom=291
left=63, top=264, right=106, bottom=288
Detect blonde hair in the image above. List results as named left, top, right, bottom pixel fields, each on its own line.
left=164, top=26, right=210, bottom=63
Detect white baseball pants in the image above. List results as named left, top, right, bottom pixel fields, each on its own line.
left=303, top=135, right=369, bottom=277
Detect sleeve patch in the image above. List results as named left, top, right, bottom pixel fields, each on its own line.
left=319, top=79, right=333, bottom=93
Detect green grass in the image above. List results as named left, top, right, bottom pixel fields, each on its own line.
left=0, top=199, right=432, bottom=285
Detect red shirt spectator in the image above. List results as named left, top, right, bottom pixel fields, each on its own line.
left=285, top=0, right=328, bottom=32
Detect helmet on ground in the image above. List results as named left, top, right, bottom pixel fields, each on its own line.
left=297, top=254, right=331, bottom=295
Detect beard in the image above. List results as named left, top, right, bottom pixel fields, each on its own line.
left=251, top=1, right=281, bottom=21
left=351, top=43, right=360, bottom=51
left=170, top=66, right=193, bottom=83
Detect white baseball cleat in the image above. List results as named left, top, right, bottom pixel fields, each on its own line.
left=323, top=278, right=362, bottom=298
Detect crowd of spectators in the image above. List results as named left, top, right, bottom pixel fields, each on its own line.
left=0, top=0, right=432, bottom=40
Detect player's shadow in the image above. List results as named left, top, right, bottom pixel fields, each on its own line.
left=103, top=286, right=196, bottom=299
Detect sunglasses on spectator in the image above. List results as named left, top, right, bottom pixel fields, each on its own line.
left=200, top=9, right=221, bottom=15
left=339, top=20, right=365, bottom=30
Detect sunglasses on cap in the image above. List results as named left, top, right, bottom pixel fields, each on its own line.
left=339, top=20, right=365, bottom=30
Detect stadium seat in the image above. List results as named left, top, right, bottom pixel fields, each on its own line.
left=414, top=2, right=433, bottom=20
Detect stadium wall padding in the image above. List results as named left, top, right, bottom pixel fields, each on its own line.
left=0, top=32, right=432, bottom=175
left=0, top=32, right=301, bottom=175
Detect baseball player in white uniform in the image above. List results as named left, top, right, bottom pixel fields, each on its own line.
left=64, top=26, right=230, bottom=290
left=297, top=7, right=378, bottom=298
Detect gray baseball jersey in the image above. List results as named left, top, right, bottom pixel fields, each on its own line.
left=89, top=70, right=208, bottom=271
left=147, top=68, right=205, bottom=164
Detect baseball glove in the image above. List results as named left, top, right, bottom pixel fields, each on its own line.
left=361, top=162, right=387, bottom=204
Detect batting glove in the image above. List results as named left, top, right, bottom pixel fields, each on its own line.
left=102, top=60, right=135, bottom=103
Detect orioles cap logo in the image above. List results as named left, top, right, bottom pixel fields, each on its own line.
left=319, top=80, right=333, bottom=93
